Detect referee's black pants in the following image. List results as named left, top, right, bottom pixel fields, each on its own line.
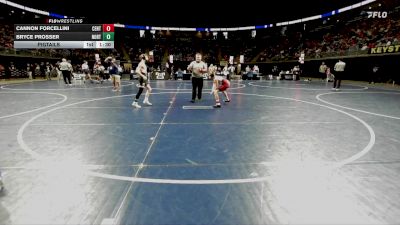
left=191, top=77, right=204, bottom=100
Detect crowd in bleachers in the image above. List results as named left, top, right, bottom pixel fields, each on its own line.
left=1, top=2, right=399, bottom=78
left=257, top=5, right=400, bottom=62
left=303, top=11, right=400, bottom=58
left=0, top=24, right=14, bottom=50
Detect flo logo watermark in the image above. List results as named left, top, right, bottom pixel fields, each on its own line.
left=367, top=11, right=388, bottom=18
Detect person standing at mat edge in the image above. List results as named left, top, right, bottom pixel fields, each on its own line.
left=187, top=53, right=207, bottom=103
left=132, top=54, right=152, bottom=108
left=333, top=59, right=346, bottom=91
left=59, top=58, right=73, bottom=86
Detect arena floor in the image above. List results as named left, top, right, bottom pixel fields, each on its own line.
left=0, top=79, right=399, bottom=224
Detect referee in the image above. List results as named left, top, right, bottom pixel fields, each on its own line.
left=187, top=53, right=207, bottom=103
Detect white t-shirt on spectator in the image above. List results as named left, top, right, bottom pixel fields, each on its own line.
left=82, top=63, right=89, bottom=70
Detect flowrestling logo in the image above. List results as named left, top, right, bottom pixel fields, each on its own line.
left=366, top=11, right=388, bottom=18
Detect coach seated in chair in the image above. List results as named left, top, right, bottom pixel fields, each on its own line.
left=252, top=65, right=261, bottom=80
left=175, top=68, right=183, bottom=80
left=292, top=65, right=300, bottom=80
left=249, top=71, right=256, bottom=80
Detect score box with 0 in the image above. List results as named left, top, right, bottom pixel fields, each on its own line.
left=103, top=24, right=114, bottom=32
left=102, top=32, right=114, bottom=41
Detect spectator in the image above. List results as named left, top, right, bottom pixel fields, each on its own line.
left=333, top=59, right=346, bottom=90
left=319, top=62, right=327, bottom=81
left=59, top=58, right=73, bottom=85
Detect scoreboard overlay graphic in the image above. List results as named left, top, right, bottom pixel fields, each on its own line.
left=14, top=24, right=115, bottom=49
